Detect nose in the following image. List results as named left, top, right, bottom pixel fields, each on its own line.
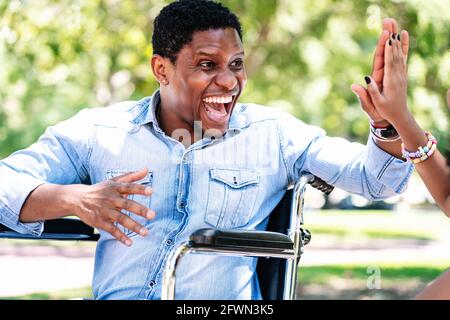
left=214, top=69, right=238, bottom=91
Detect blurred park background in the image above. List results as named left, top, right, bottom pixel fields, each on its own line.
left=0, top=0, right=449, bottom=299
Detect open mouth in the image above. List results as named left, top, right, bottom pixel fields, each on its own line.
left=202, top=95, right=235, bottom=123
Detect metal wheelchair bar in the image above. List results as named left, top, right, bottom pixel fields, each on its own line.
left=283, top=173, right=315, bottom=300
left=161, top=242, right=296, bottom=300
left=161, top=173, right=318, bottom=300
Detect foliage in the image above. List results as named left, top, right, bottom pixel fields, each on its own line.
left=0, top=0, right=449, bottom=158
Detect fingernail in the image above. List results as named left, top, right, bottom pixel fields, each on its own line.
left=364, top=76, right=371, bottom=85
left=125, top=239, right=132, bottom=246
left=397, top=34, right=400, bottom=41
left=147, top=210, right=155, bottom=219
left=392, top=33, right=396, bottom=40
left=145, top=187, right=152, bottom=195
left=388, top=39, right=392, bottom=46
left=139, top=227, right=148, bottom=236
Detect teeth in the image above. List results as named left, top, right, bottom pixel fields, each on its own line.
left=202, top=96, right=233, bottom=104
left=205, top=107, right=227, bottom=117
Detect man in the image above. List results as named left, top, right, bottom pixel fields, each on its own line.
left=0, top=0, right=412, bottom=299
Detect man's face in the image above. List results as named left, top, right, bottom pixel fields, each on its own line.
left=162, top=28, right=247, bottom=135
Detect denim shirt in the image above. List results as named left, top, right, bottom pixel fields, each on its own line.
left=0, top=90, right=413, bottom=299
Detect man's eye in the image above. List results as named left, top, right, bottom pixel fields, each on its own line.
left=200, top=61, right=215, bottom=69
left=230, top=59, right=244, bottom=69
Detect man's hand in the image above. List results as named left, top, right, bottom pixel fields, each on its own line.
left=364, top=34, right=409, bottom=125
left=351, top=18, right=410, bottom=125
left=72, top=168, right=155, bottom=247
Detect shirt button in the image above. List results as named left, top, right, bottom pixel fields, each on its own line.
left=180, top=201, right=185, bottom=209
left=148, top=280, right=156, bottom=288
left=165, top=239, right=173, bottom=246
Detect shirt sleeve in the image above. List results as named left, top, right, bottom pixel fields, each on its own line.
left=277, top=112, right=413, bottom=200
left=0, top=109, right=94, bottom=236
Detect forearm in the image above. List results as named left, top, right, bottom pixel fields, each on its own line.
left=392, top=113, right=450, bottom=215
left=19, top=184, right=82, bottom=222
left=372, top=112, right=428, bottom=159
left=415, top=152, right=450, bottom=215
left=415, top=268, right=450, bottom=300
left=373, top=138, right=403, bottom=159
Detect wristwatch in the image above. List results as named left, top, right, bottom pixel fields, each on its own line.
left=370, top=124, right=400, bottom=141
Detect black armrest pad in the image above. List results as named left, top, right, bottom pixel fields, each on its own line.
left=310, top=176, right=334, bottom=195
left=0, top=218, right=99, bottom=241
left=190, top=228, right=293, bottom=250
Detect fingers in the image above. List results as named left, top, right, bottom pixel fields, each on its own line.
left=115, top=182, right=153, bottom=196
left=391, top=32, right=401, bottom=64
left=101, top=222, right=132, bottom=247
left=364, top=76, right=384, bottom=107
left=371, top=30, right=390, bottom=88
left=352, top=84, right=376, bottom=115
left=400, top=30, right=409, bottom=64
left=384, top=37, right=394, bottom=76
left=112, top=196, right=156, bottom=220
left=108, top=209, right=150, bottom=237
left=112, top=167, right=149, bottom=183
left=382, top=18, right=398, bottom=34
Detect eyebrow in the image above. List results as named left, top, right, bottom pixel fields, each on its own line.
left=196, top=50, right=245, bottom=57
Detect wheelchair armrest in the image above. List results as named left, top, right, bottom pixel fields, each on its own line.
left=189, top=228, right=293, bottom=251
left=0, top=218, right=99, bottom=241
left=309, top=176, right=334, bottom=195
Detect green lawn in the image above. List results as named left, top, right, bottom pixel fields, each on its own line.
left=304, top=209, right=450, bottom=241
left=298, top=264, right=449, bottom=285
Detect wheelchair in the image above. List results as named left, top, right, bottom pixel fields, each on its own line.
left=0, top=173, right=333, bottom=300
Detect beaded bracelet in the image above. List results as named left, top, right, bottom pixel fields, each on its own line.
left=401, top=132, right=438, bottom=164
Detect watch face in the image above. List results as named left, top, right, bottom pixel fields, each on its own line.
left=371, top=124, right=399, bottom=140
left=381, top=126, right=398, bottom=138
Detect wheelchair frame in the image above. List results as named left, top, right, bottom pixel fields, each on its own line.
left=161, top=174, right=333, bottom=300
left=0, top=173, right=333, bottom=300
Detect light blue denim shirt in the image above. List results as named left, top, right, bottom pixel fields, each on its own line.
left=0, top=90, right=413, bottom=299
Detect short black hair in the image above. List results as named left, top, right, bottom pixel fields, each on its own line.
left=152, top=0, right=243, bottom=64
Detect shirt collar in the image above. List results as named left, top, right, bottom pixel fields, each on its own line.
left=131, top=89, right=161, bottom=126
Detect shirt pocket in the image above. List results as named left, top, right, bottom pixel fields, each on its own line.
left=205, top=168, right=260, bottom=229
left=104, top=169, right=154, bottom=237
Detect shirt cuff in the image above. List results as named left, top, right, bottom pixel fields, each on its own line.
left=366, top=134, right=414, bottom=194
left=0, top=176, right=45, bottom=236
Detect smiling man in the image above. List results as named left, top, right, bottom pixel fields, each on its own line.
left=0, top=0, right=413, bottom=299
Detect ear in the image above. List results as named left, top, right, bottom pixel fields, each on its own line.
left=151, top=55, right=170, bottom=86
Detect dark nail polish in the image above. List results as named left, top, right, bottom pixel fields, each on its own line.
left=388, top=39, right=392, bottom=46
left=397, top=34, right=400, bottom=41
left=392, top=33, right=396, bottom=40
left=364, top=76, right=371, bottom=84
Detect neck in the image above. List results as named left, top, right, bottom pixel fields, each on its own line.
left=157, top=102, right=197, bottom=148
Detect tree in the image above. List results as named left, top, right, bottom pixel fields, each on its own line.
left=1, top=0, right=448, bottom=159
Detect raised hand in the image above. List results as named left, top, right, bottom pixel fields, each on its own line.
left=72, top=168, right=155, bottom=247
left=352, top=18, right=409, bottom=125
left=363, top=33, right=409, bottom=124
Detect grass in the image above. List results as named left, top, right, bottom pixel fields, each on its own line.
left=0, top=287, right=93, bottom=300
left=296, top=263, right=450, bottom=300
left=307, top=226, right=435, bottom=240
left=304, top=209, right=450, bottom=241
left=298, top=264, right=449, bottom=285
